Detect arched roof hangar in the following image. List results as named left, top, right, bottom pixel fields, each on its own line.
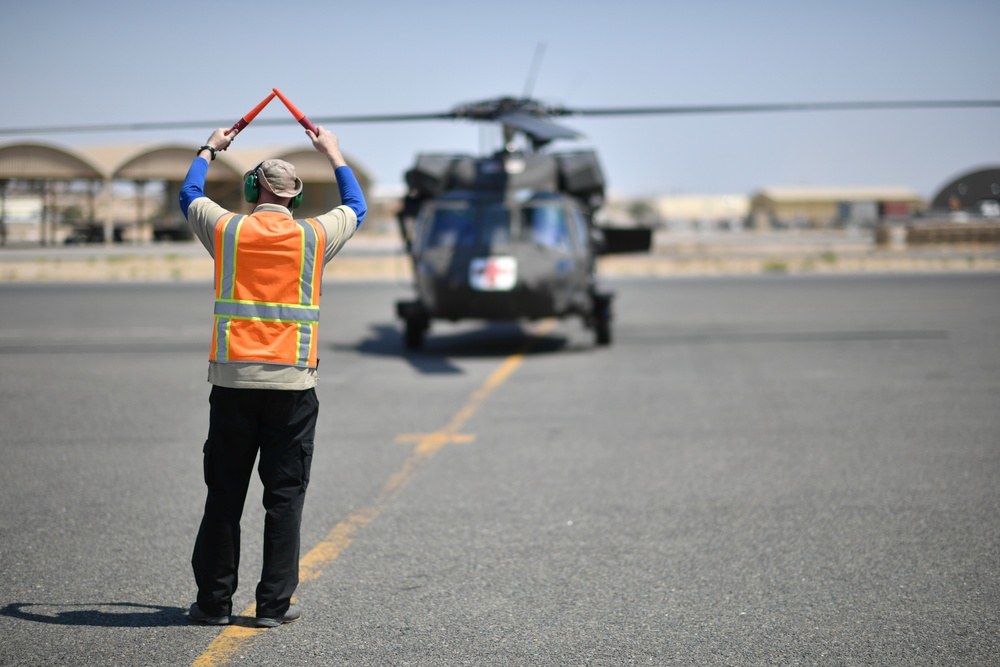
left=0, top=141, right=371, bottom=185
left=0, top=141, right=373, bottom=243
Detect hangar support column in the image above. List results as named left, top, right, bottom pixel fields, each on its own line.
left=102, top=178, right=114, bottom=246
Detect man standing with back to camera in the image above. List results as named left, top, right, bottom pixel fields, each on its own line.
left=178, top=123, right=366, bottom=628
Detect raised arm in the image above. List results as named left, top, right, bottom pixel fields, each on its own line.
left=179, top=128, right=237, bottom=218
left=306, top=126, right=367, bottom=226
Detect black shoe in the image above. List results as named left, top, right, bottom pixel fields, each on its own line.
left=255, top=604, right=301, bottom=628
left=189, top=603, right=230, bottom=626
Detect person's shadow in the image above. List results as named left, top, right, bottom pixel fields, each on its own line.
left=1, top=602, right=192, bottom=628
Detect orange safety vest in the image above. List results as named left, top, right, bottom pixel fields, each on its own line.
left=210, top=211, right=327, bottom=368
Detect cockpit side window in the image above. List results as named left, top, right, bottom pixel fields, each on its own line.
left=423, top=207, right=476, bottom=248
left=522, top=205, right=571, bottom=251
left=570, top=208, right=590, bottom=254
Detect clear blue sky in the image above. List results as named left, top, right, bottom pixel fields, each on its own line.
left=2, top=0, right=998, bottom=198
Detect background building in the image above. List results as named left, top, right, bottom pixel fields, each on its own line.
left=748, top=186, right=924, bottom=230
left=599, top=193, right=749, bottom=232
left=929, top=166, right=1000, bottom=218
left=0, top=142, right=372, bottom=245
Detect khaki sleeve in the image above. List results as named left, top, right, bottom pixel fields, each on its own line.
left=186, top=198, right=232, bottom=258
left=316, top=205, right=359, bottom=265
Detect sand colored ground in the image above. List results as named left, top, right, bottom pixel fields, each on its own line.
left=1, top=231, right=998, bottom=282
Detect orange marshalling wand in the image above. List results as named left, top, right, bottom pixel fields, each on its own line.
left=272, top=87, right=318, bottom=134
left=227, top=92, right=276, bottom=135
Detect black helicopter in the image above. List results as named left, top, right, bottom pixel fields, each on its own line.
left=390, top=96, right=655, bottom=350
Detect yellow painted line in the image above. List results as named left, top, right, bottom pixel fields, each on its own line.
left=394, top=433, right=476, bottom=446
left=193, top=623, right=263, bottom=667
left=192, top=320, right=556, bottom=666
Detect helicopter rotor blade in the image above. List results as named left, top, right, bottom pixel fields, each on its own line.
left=521, top=43, right=547, bottom=99
left=0, top=111, right=457, bottom=137
left=497, top=112, right=582, bottom=143
left=1, top=99, right=996, bottom=137
left=560, top=99, right=1000, bottom=118
left=307, top=111, right=457, bottom=124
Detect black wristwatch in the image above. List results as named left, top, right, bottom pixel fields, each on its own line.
left=198, top=145, right=217, bottom=161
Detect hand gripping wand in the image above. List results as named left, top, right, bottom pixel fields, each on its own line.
left=272, top=88, right=319, bottom=134
left=226, top=91, right=277, bottom=135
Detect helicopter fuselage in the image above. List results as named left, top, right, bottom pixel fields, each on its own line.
left=411, top=190, right=595, bottom=322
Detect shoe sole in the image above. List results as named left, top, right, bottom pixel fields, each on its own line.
left=192, top=617, right=230, bottom=625
left=189, top=604, right=230, bottom=625
left=255, top=615, right=299, bottom=628
left=189, top=613, right=230, bottom=625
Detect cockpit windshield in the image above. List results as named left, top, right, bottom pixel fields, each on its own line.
left=424, top=206, right=476, bottom=248
left=420, top=200, right=575, bottom=252
left=522, top=205, right=571, bottom=251
left=422, top=204, right=510, bottom=249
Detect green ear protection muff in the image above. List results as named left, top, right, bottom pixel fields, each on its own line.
left=244, top=162, right=304, bottom=209
left=243, top=164, right=262, bottom=203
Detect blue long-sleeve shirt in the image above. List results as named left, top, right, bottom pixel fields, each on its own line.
left=179, top=158, right=367, bottom=227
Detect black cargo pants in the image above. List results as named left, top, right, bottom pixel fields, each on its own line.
left=192, top=385, right=317, bottom=620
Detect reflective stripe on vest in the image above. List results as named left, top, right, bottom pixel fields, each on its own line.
left=210, top=212, right=326, bottom=368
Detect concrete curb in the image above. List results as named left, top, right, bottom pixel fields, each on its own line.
left=1, top=250, right=998, bottom=283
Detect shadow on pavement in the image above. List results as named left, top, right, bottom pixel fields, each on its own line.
left=1, top=602, right=191, bottom=628
left=338, top=321, right=581, bottom=374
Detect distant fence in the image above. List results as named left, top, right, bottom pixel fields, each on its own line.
left=876, top=222, right=1000, bottom=246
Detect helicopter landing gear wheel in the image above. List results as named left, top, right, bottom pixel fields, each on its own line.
left=591, top=291, right=613, bottom=347
left=595, top=315, right=611, bottom=346
left=397, top=299, right=431, bottom=351
left=404, top=315, right=428, bottom=350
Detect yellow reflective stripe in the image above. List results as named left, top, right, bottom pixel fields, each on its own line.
left=295, top=218, right=322, bottom=365
left=214, top=316, right=231, bottom=362
left=218, top=215, right=245, bottom=300
left=296, top=218, right=319, bottom=306
left=214, top=299, right=320, bottom=323
left=214, top=215, right=245, bottom=363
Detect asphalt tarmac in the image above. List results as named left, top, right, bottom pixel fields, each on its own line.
left=0, top=274, right=997, bottom=666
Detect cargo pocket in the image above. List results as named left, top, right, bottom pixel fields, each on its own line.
left=202, top=439, right=213, bottom=487
left=300, top=440, right=314, bottom=489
